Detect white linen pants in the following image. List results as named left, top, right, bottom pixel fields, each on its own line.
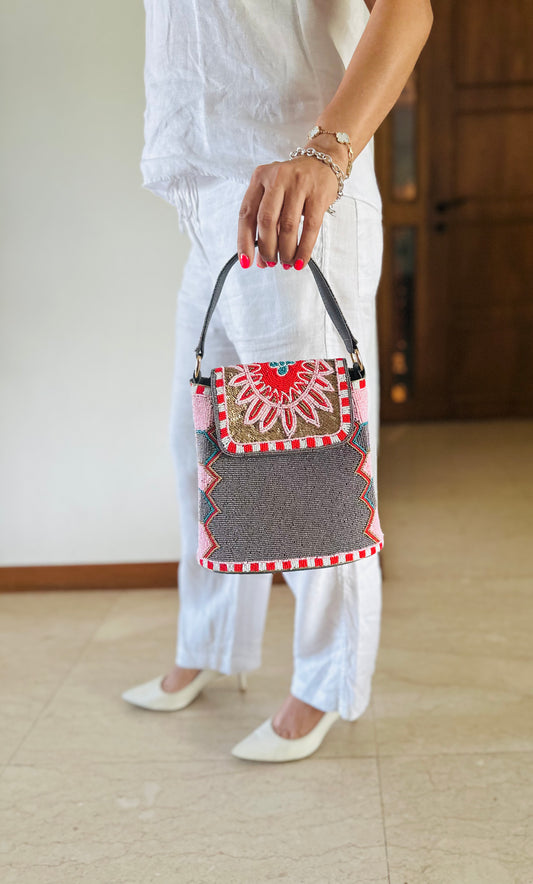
left=168, top=175, right=383, bottom=721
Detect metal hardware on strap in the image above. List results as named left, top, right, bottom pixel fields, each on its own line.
left=193, top=353, right=202, bottom=383
left=351, top=348, right=364, bottom=372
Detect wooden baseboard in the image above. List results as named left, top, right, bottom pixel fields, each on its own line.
left=0, top=562, right=286, bottom=592
left=0, top=562, right=180, bottom=592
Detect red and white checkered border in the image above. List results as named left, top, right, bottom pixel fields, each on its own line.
left=211, top=358, right=364, bottom=455
left=190, top=382, right=210, bottom=396
left=197, top=539, right=383, bottom=573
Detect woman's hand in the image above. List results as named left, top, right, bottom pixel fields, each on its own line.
left=236, top=0, right=434, bottom=271
left=237, top=136, right=347, bottom=271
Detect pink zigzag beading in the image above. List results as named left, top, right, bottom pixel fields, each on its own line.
left=197, top=522, right=214, bottom=560
left=192, top=390, right=221, bottom=559
left=191, top=388, right=213, bottom=431
left=349, top=380, right=382, bottom=544
left=199, top=427, right=221, bottom=559
left=197, top=463, right=212, bottom=493
left=349, top=422, right=381, bottom=544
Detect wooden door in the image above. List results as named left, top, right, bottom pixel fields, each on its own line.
left=375, top=0, right=533, bottom=420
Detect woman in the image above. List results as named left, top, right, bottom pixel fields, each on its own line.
left=123, top=0, right=433, bottom=761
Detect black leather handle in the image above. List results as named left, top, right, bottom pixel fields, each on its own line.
left=194, top=239, right=360, bottom=377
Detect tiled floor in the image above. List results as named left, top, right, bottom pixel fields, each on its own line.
left=1, top=420, right=532, bottom=883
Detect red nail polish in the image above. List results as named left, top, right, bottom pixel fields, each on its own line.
left=267, top=261, right=276, bottom=267
left=239, top=254, right=250, bottom=269
left=294, top=259, right=304, bottom=270
left=282, top=263, right=292, bottom=269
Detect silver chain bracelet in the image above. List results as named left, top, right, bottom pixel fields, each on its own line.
left=288, top=146, right=346, bottom=215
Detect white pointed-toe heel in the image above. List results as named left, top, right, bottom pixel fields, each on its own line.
left=121, top=669, right=247, bottom=712
left=231, top=710, right=340, bottom=762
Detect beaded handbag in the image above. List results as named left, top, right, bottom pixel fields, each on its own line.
left=190, top=243, right=383, bottom=574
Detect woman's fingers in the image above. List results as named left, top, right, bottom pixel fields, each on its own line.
left=238, top=159, right=335, bottom=270
left=237, top=171, right=265, bottom=268
left=256, top=184, right=284, bottom=264
left=278, top=188, right=306, bottom=267
left=292, top=201, right=326, bottom=270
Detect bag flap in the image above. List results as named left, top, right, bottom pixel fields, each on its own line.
left=211, top=358, right=355, bottom=455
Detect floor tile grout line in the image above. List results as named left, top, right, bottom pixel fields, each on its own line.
left=3, top=753, right=379, bottom=768
left=346, top=747, right=533, bottom=759
left=370, top=696, right=391, bottom=884
left=6, top=744, right=533, bottom=770
left=3, top=590, right=125, bottom=771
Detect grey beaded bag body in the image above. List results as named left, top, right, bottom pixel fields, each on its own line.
left=189, top=243, right=383, bottom=574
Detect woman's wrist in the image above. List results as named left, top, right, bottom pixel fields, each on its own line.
left=288, top=145, right=346, bottom=215
left=302, top=132, right=350, bottom=177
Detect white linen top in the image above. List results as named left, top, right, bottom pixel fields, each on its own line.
left=141, top=0, right=382, bottom=231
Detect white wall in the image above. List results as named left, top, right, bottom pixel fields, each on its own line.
left=0, top=3, right=190, bottom=565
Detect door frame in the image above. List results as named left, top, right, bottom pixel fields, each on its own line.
left=374, top=7, right=451, bottom=421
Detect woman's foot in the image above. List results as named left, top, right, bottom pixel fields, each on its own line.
left=161, top=672, right=327, bottom=737
left=271, top=694, right=326, bottom=739
left=161, top=664, right=202, bottom=693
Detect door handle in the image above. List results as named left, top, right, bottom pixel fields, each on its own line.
left=433, top=195, right=470, bottom=232
left=434, top=196, right=469, bottom=213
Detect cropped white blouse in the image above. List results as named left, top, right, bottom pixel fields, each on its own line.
left=141, top=0, right=382, bottom=231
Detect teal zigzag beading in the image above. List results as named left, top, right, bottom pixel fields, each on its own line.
left=195, top=428, right=222, bottom=550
